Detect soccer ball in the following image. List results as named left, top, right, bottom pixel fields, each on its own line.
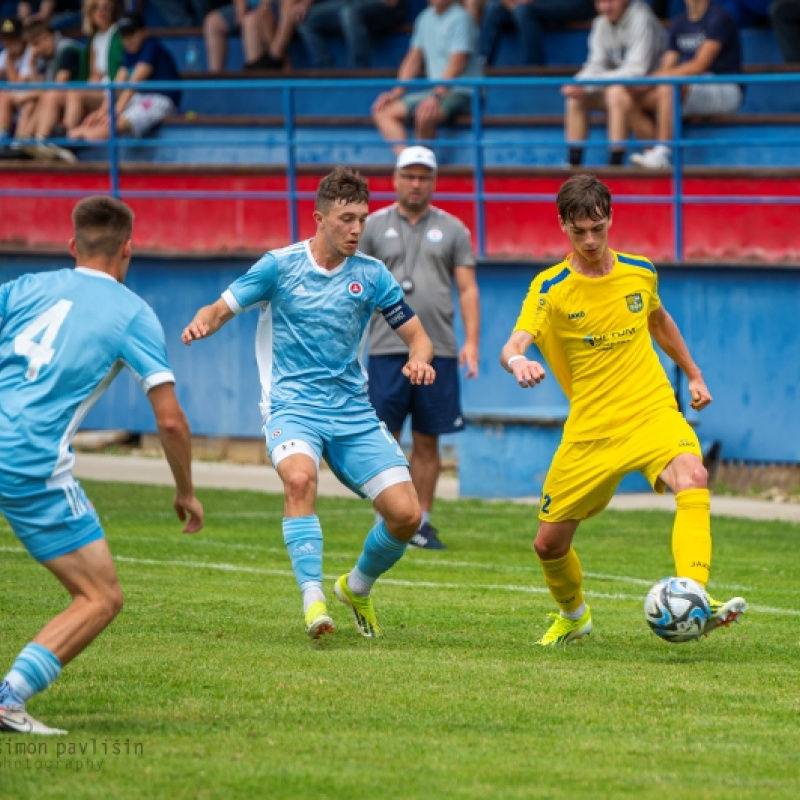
left=644, top=577, right=711, bottom=643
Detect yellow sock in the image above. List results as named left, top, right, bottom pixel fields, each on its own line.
left=672, top=488, right=712, bottom=587
left=538, top=547, right=584, bottom=614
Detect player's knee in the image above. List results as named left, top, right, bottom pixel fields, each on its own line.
left=282, top=469, right=316, bottom=503
left=384, top=498, right=421, bottom=538
left=94, top=582, right=123, bottom=625
left=675, top=462, right=709, bottom=493
left=533, top=535, right=568, bottom=561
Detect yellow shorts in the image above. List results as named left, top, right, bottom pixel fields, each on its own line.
left=538, top=407, right=701, bottom=522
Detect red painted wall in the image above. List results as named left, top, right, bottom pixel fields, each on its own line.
left=1, top=169, right=797, bottom=263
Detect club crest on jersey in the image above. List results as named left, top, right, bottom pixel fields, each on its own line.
left=427, top=228, right=443, bottom=243
left=272, top=429, right=281, bottom=439
left=348, top=281, right=364, bottom=297
left=626, top=292, right=644, bottom=313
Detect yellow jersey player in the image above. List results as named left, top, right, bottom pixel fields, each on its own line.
left=499, top=173, right=746, bottom=646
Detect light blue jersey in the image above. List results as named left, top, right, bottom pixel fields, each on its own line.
left=223, top=240, right=408, bottom=420
left=0, top=267, right=174, bottom=484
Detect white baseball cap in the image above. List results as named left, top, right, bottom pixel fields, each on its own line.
left=395, top=146, right=437, bottom=172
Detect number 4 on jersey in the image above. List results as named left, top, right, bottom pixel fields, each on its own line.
left=14, top=299, right=73, bottom=381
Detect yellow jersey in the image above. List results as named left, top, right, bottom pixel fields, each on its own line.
left=514, top=250, right=677, bottom=442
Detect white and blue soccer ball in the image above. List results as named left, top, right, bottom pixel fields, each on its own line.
left=644, top=577, right=711, bottom=643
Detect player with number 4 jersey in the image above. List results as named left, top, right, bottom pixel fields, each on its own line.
left=0, top=197, right=203, bottom=736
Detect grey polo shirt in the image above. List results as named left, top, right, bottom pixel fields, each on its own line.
left=360, top=204, right=476, bottom=357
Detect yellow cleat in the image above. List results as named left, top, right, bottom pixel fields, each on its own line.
left=536, top=606, right=592, bottom=647
left=334, top=574, right=382, bottom=638
left=305, top=601, right=334, bottom=640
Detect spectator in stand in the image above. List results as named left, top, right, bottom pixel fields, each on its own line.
left=0, top=16, right=36, bottom=146
left=296, top=0, right=410, bottom=69
left=206, top=0, right=309, bottom=72
left=63, top=0, right=123, bottom=133
left=464, top=0, right=485, bottom=24
left=717, top=0, right=772, bottom=24
left=770, top=0, right=800, bottom=63
left=154, top=0, right=216, bottom=26
left=630, top=0, right=742, bottom=168
left=563, top=0, right=668, bottom=167
left=480, top=0, right=596, bottom=66
left=14, top=19, right=81, bottom=161
left=372, top=0, right=483, bottom=156
left=17, top=1, right=83, bottom=28
left=68, top=12, right=180, bottom=141
left=204, top=0, right=258, bottom=71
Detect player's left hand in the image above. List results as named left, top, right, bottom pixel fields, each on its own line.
left=688, top=377, right=712, bottom=411
left=403, top=359, right=436, bottom=386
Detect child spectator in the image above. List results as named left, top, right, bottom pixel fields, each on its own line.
left=0, top=16, right=36, bottom=146
left=15, top=19, right=81, bottom=161
left=630, top=0, right=742, bottom=168
left=68, top=12, right=180, bottom=141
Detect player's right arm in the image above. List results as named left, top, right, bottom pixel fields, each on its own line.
left=147, top=382, right=204, bottom=533
left=500, top=329, right=546, bottom=388
left=500, top=274, right=552, bottom=387
left=181, top=297, right=235, bottom=345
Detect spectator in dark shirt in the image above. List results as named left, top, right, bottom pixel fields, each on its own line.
left=629, top=0, right=742, bottom=168
left=17, top=1, right=82, bottom=28
left=68, top=12, right=180, bottom=141
left=480, top=0, right=595, bottom=66
left=152, top=0, right=215, bottom=26
left=770, top=0, right=800, bottom=63
left=296, top=0, right=410, bottom=69
left=15, top=19, right=81, bottom=161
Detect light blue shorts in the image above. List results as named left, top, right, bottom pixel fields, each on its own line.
left=264, top=405, right=410, bottom=500
left=0, top=474, right=104, bottom=562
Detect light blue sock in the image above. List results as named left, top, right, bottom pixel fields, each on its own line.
left=352, top=521, right=408, bottom=594
left=2, top=643, right=62, bottom=705
left=283, top=516, right=324, bottom=594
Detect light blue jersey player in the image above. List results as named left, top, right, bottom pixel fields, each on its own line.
left=0, top=197, right=203, bottom=736
left=183, top=167, right=436, bottom=641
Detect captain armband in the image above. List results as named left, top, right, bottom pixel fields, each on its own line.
left=382, top=300, right=416, bottom=330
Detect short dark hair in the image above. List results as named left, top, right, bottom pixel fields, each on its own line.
left=316, top=167, right=369, bottom=214
left=557, top=174, right=611, bottom=225
left=72, top=196, right=134, bottom=259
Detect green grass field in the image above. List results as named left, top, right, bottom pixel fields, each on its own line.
left=1, top=481, right=799, bottom=800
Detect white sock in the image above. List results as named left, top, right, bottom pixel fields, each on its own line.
left=347, top=569, right=372, bottom=598
left=561, top=602, right=587, bottom=621
left=302, top=586, right=325, bottom=613
left=420, top=511, right=431, bottom=527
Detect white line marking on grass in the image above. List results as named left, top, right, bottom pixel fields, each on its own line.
left=0, top=546, right=785, bottom=613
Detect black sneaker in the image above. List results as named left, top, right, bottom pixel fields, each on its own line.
left=408, top=521, right=447, bottom=550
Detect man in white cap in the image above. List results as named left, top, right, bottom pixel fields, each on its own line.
left=361, top=146, right=481, bottom=549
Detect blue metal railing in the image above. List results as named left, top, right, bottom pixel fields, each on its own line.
left=1, top=72, right=799, bottom=261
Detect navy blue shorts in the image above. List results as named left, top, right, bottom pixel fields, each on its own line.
left=368, top=355, right=464, bottom=437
